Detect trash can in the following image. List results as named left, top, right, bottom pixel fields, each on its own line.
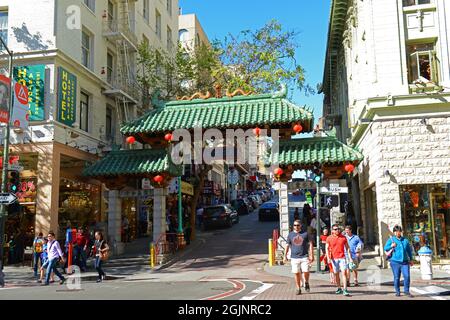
left=417, top=246, right=433, bottom=280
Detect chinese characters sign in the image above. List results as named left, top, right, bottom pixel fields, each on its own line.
left=57, top=67, right=77, bottom=126
left=13, top=65, right=46, bottom=121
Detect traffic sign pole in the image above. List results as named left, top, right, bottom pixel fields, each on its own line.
left=0, top=42, right=14, bottom=287
left=316, top=181, right=321, bottom=274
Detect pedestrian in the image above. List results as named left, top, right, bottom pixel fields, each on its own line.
left=344, top=225, right=363, bottom=287
left=93, top=231, right=109, bottom=283
left=75, top=227, right=89, bottom=271
left=283, top=220, right=314, bottom=295
left=122, top=216, right=130, bottom=243
left=8, top=235, right=16, bottom=265
left=319, top=227, right=329, bottom=272
left=32, top=232, right=45, bottom=277
left=37, top=237, right=54, bottom=284
left=384, top=225, right=414, bottom=297
left=43, top=232, right=66, bottom=286
left=326, top=224, right=353, bottom=296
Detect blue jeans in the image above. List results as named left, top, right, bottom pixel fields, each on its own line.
left=95, top=256, right=105, bottom=279
left=33, top=252, right=43, bottom=275
left=390, top=261, right=410, bottom=294
left=45, top=258, right=65, bottom=285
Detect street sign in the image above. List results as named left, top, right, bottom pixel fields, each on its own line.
left=0, top=193, right=18, bottom=205
left=227, top=169, right=239, bottom=185
left=320, top=186, right=348, bottom=193
left=288, top=180, right=316, bottom=191
left=289, top=201, right=304, bottom=208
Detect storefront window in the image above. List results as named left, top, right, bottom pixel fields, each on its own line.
left=400, top=184, right=450, bottom=261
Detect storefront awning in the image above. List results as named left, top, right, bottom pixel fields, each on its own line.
left=83, top=148, right=182, bottom=178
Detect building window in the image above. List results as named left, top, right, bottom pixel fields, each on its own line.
left=143, top=0, right=149, bottom=23
left=81, top=30, right=92, bottom=69
left=167, top=0, right=172, bottom=15
left=407, top=43, right=438, bottom=84
left=107, top=0, right=114, bottom=20
left=167, top=26, right=172, bottom=51
left=0, top=11, right=8, bottom=47
left=80, top=91, right=89, bottom=132
left=106, top=105, right=115, bottom=141
left=403, top=0, right=431, bottom=6
left=179, top=29, right=189, bottom=42
left=155, top=10, right=161, bottom=39
left=83, top=0, right=95, bottom=12
left=107, top=52, right=114, bottom=84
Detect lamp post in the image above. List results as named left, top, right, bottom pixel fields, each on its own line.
left=0, top=37, right=14, bottom=287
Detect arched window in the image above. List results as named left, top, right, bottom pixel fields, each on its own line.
left=179, top=29, right=189, bottom=42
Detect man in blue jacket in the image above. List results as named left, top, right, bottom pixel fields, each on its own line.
left=384, top=225, right=414, bottom=297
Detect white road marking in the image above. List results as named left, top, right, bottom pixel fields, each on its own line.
left=410, top=286, right=447, bottom=300
left=240, top=281, right=274, bottom=300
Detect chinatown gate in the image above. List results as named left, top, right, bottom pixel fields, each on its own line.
left=83, top=86, right=362, bottom=258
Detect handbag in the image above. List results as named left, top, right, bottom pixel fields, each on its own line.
left=385, top=236, right=394, bottom=260
left=99, top=240, right=110, bottom=261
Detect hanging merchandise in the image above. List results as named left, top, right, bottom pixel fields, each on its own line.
left=410, top=191, right=419, bottom=208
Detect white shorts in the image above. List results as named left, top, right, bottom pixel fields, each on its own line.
left=291, top=257, right=310, bottom=274
left=331, top=258, right=348, bottom=273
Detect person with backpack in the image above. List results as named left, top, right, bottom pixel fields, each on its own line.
left=93, top=231, right=109, bottom=283
left=344, top=225, right=364, bottom=287
left=384, top=225, right=414, bottom=297
left=43, top=232, right=66, bottom=286
left=32, top=232, right=45, bottom=277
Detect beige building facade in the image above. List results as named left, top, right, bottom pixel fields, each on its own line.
left=322, top=0, right=450, bottom=265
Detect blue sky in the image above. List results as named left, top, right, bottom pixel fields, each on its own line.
left=179, top=0, right=331, bottom=120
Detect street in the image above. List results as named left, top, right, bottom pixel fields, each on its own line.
left=0, top=204, right=448, bottom=300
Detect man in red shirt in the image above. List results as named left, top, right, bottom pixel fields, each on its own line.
left=326, top=224, right=353, bottom=296
left=75, top=227, right=89, bottom=272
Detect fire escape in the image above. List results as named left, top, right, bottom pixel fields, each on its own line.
left=102, top=0, right=140, bottom=125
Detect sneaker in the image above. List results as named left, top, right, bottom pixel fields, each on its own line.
left=36, top=280, right=42, bottom=284
left=96, top=279, right=102, bottom=283
left=395, top=292, right=401, bottom=297
left=59, top=278, right=66, bottom=285
left=335, top=288, right=343, bottom=295
left=305, top=282, right=310, bottom=292
left=102, top=274, right=106, bottom=280
left=405, top=292, right=414, bottom=298
left=42, top=283, right=49, bottom=286
left=343, top=289, right=350, bottom=296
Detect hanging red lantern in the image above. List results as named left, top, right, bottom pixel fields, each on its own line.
left=126, top=136, right=136, bottom=144
left=274, top=168, right=283, bottom=177
left=164, top=133, right=173, bottom=142
left=442, top=202, right=448, bottom=210
left=293, top=124, right=303, bottom=134
left=153, top=175, right=164, bottom=184
left=253, top=127, right=261, bottom=137
left=344, top=163, right=355, bottom=173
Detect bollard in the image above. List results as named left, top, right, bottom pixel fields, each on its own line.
left=150, top=243, right=155, bottom=268
left=268, top=238, right=273, bottom=267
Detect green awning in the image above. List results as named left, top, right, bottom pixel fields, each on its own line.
left=83, top=148, right=182, bottom=178
left=121, top=91, right=314, bottom=135
left=274, top=136, right=363, bottom=167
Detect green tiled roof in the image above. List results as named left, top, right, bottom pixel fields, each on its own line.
left=121, top=92, right=314, bottom=135
left=274, top=136, right=363, bottom=166
left=83, top=148, right=182, bottom=177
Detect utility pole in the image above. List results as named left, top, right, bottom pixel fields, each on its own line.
left=0, top=37, right=14, bottom=287
left=315, top=181, right=321, bottom=273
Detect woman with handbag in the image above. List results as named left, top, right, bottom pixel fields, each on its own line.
left=93, top=231, right=109, bottom=283
left=384, top=225, right=414, bottom=297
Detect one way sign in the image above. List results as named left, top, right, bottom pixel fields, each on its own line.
left=0, top=193, right=18, bottom=205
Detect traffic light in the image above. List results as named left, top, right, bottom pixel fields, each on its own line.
left=8, top=170, right=21, bottom=193
left=312, top=164, right=322, bottom=184
left=313, top=174, right=322, bottom=184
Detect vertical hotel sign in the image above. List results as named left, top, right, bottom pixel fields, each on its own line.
left=57, top=67, right=77, bottom=126
left=13, top=65, right=46, bottom=121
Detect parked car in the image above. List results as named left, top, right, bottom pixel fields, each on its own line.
left=202, top=204, right=239, bottom=230
left=258, top=201, right=280, bottom=222
left=247, top=196, right=259, bottom=210
left=231, top=199, right=250, bottom=215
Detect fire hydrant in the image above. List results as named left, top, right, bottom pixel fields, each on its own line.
left=417, top=246, right=433, bottom=280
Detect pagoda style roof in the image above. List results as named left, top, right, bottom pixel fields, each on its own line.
left=83, top=148, right=182, bottom=178
left=274, top=135, right=363, bottom=168
left=121, top=88, right=314, bottom=136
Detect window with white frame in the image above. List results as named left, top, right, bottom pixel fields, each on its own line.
left=83, top=0, right=95, bottom=12
left=156, top=10, right=161, bottom=39
left=407, top=43, right=439, bottom=84
left=80, top=91, right=90, bottom=132
left=167, top=0, right=172, bottom=16
left=107, top=0, right=114, bottom=20
left=143, top=0, right=149, bottom=23
left=403, top=0, right=431, bottom=6
left=107, top=52, right=114, bottom=84
left=0, top=11, right=8, bottom=47
left=81, top=30, right=92, bottom=69
left=179, top=29, right=189, bottom=42
left=105, top=105, right=115, bottom=141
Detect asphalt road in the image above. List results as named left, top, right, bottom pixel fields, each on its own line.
left=0, top=202, right=280, bottom=300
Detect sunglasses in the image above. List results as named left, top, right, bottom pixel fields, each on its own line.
left=293, top=224, right=301, bottom=227
left=332, top=228, right=339, bottom=231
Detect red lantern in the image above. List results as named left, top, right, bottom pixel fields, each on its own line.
left=293, top=124, right=303, bottom=134
left=126, top=136, right=136, bottom=144
left=253, top=127, right=261, bottom=137
left=153, top=175, right=164, bottom=184
left=164, top=133, right=173, bottom=142
left=344, top=163, right=355, bottom=173
left=442, top=202, right=448, bottom=210
left=274, top=168, right=283, bottom=176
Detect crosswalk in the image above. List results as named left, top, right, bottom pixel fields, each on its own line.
left=410, top=285, right=450, bottom=300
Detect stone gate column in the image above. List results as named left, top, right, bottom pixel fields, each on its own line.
left=108, top=190, right=124, bottom=255
left=278, top=180, right=289, bottom=247
left=153, top=187, right=167, bottom=243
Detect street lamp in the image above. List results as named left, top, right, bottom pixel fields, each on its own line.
left=0, top=36, right=14, bottom=287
